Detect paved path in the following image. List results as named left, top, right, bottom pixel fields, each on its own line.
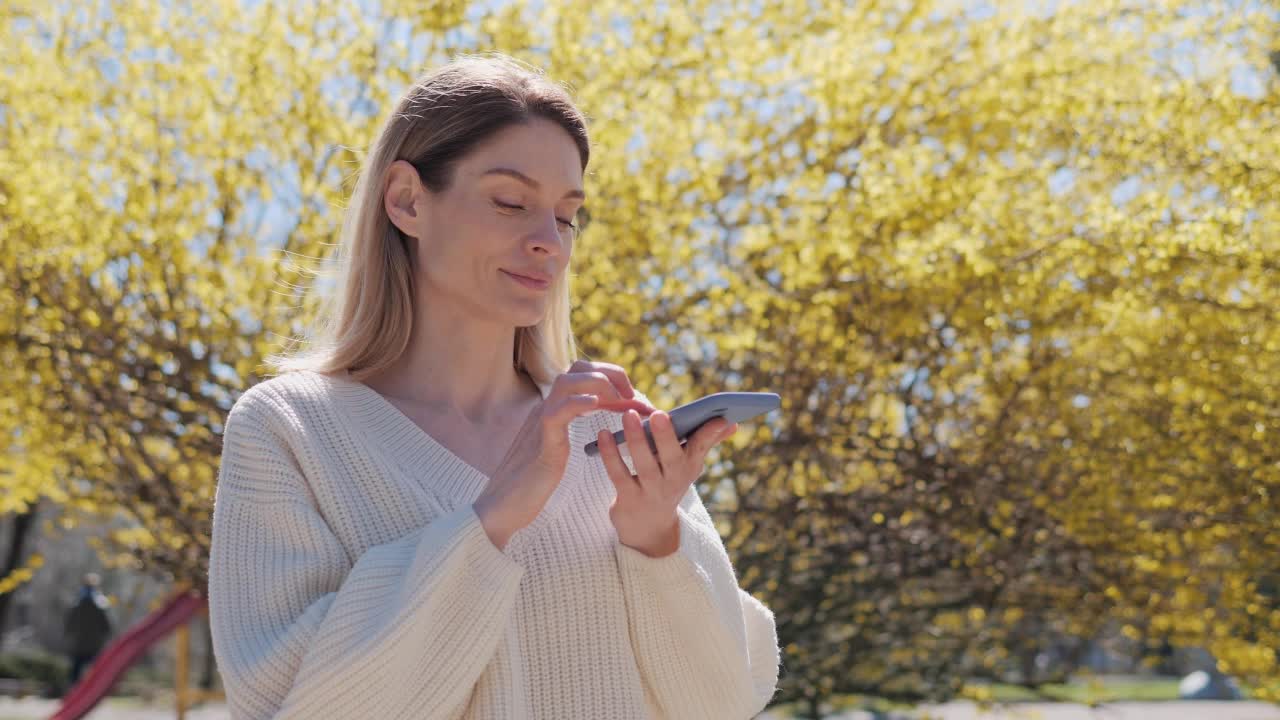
left=0, top=697, right=228, bottom=720
left=2, top=697, right=1278, bottom=719
left=917, top=700, right=1280, bottom=719
left=760, top=701, right=1280, bottom=719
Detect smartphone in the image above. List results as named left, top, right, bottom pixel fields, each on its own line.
left=584, top=391, right=780, bottom=457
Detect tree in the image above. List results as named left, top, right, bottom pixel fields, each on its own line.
left=557, top=0, right=1280, bottom=708
left=0, top=0, right=486, bottom=587
left=0, top=500, right=41, bottom=636
left=3, top=0, right=1277, bottom=711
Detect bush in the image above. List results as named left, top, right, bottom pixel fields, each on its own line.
left=0, top=648, right=68, bottom=690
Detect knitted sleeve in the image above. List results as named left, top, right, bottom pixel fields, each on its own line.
left=606, top=392, right=782, bottom=719
left=614, top=487, right=781, bottom=719
left=208, top=390, right=525, bottom=720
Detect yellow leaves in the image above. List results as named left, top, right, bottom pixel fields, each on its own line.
left=847, top=460, right=880, bottom=490
left=951, top=233, right=997, bottom=277
left=234, top=357, right=258, bottom=380
left=865, top=393, right=904, bottom=440
left=110, top=526, right=158, bottom=550
left=0, top=483, right=39, bottom=514
left=0, top=553, right=44, bottom=595
left=1211, top=637, right=1279, bottom=683
left=960, top=684, right=994, bottom=704
left=1133, top=555, right=1161, bottom=574
left=791, top=470, right=807, bottom=497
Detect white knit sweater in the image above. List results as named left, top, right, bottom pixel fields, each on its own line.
left=208, top=369, right=780, bottom=719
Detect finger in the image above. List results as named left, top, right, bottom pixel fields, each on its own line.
left=621, top=409, right=664, bottom=482
left=688, top=418, right=737, bottom=461
left=647, top=411, right=686, bottom=477
left=569, top=360, right=640, bottom=401
left=552, top=371, right=624, bottom=404
left=553, top=370, right=656, bottom=416
left=599, top=397, right=657, bottom=416
left=597, top=429, right=639, bottom=496
left=542, top=393, right=601, bottom=433
left=540, top=376, right=650, bottom=420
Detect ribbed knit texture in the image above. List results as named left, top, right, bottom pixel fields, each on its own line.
left=208, top=369, right=780, bottom=719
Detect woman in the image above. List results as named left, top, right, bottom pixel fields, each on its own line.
left=208, top=53, right=780, bottom=719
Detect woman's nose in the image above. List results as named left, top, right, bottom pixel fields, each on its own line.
left=528, top=213, right=566, bottom=253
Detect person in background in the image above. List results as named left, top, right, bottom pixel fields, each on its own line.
left=62, top=572, right=113, bottom=690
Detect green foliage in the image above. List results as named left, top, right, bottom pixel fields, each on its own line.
left=0, top=648, right=67, bottom=689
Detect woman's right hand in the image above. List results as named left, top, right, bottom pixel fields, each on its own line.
left=473, top=360, right=655, bottom=550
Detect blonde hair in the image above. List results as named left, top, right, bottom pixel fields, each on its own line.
left=266, top=53, right=588, bottom=386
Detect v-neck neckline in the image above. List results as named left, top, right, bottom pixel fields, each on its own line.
left=316, top=369, right=559, bottom=506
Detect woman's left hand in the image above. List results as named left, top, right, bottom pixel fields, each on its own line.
left=599, top=408, right=738, bottom=557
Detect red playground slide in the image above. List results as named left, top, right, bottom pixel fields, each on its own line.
left=51, top=589, right=207, bottom=720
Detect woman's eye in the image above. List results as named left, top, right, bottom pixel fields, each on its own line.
left=495, top=199, right=576, bottom=230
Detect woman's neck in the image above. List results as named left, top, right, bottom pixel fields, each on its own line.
left=362, top=307, right=536, bottom=426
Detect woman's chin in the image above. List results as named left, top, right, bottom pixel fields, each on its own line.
left=509, top=301, right=548, bottom=327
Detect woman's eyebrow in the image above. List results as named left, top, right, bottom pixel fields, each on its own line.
left=481, top=167, right=585, bottom=201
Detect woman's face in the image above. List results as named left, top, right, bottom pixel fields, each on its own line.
left=385, top=117, right=584, bottom=328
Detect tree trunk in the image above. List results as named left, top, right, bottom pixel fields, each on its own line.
left=0, top=500, right=41, bottom=639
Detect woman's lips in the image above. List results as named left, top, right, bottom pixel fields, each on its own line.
left=502, top=270, right=550, bottom=290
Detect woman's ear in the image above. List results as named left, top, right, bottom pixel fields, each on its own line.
left=384, top=160, right=428, bottom=239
